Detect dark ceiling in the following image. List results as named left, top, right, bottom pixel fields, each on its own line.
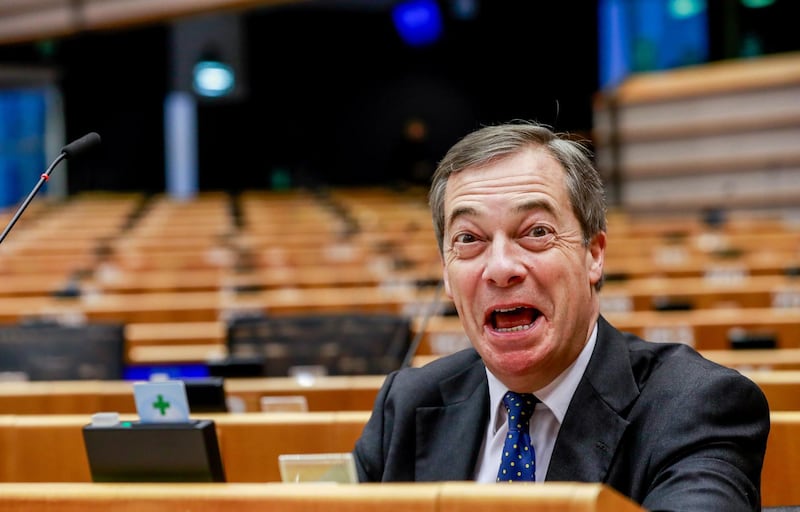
left=0, top=1, right=600, bottom=193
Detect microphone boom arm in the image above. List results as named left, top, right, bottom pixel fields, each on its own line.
left=0, top=152, right=66, bottom=245
left=0, top=132, right=100, bottom=245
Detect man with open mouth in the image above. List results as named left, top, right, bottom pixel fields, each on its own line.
left=353, top=120, right=769, bottom=512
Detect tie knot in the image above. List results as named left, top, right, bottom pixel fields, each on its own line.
left=503, top=391, right=537, bottom=432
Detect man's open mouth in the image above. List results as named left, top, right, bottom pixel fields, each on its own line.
left=489, top=307, right=541, bottom=332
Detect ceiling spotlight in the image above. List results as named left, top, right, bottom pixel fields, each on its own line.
left=392, top=0, right=444, bottom=47
left=192, top=52, right=235, bottom=98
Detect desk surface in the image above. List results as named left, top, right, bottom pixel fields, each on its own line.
left=0, top=482, right=643, bottom=512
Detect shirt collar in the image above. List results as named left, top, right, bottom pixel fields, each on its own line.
left=487, top=321, right=598, bottom=432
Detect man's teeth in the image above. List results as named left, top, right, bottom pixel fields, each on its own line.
left=496, top=324, right=531, bottom=333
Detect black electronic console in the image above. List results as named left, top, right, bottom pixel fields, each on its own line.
left=82, top=417, right=226, bottom=482
left=183, top=377, right=228, bottom=413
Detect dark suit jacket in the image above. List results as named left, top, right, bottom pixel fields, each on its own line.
left=353, top=315, right=770, bottom=512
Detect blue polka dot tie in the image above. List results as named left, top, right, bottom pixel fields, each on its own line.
left=497, top=391, right=538, bottom=482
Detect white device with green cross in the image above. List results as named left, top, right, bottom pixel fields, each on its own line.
left=133, top=379, right=191, bottom=423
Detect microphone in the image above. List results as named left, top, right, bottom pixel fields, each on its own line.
left=61, top=132, right=102, bottom=159
left=400, top=280, right=445, bottom=369
left=0, top=132, right=101, bottom=245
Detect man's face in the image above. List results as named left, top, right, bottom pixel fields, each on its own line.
left=440, top=146, right=605, bottom=391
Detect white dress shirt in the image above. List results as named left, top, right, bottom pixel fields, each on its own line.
left=473, top=322, right=598, bottom=483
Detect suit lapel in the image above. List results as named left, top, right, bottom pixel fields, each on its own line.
left=415, top=357, right=489, bottom=481
left=546, top=316, right=639, bottom=482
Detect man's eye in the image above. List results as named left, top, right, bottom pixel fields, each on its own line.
left=454, top=233, right=477, bottom=243
left=529, top=226, right=551, bottom=237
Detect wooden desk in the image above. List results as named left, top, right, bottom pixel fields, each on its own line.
left=0, top=482, right=642, bottom=512
left=0, top=410, right=795, bottom=507
left=415, top=309, right=800, bottom=354
left=0, top=412, right=369, bottom=483
left=0, top=376, right=386, bottom=415
left=741, top=370, right=800, bottom=412
left=604, top=250, right=800, bottom=279
left=125, top=320, right=226, bottom=364
left=413, top=350, right=800, bottom=373
left=610, top=229, right=800, bottom=254
left=762, top=411, right=800, bottom=507
left=604, top=308, right=800, bottom=350
left=600, top=275, right=800, bottom=311
left=89, top=265, right=438, bottom=294
left=2, top=366, right=800, bottom=416
left=700, top=348, right=800, bottom=371
left=126, top=321, right=225, bottom=349
left=123, top=307, right=800, bottom=366
left=0, top=286, right=434, bottom=324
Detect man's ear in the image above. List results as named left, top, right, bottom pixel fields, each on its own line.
left=587, top=231, right=606, bottom=286
left=442, top=265, right=453, bottom=299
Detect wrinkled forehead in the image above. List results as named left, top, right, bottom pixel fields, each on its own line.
left=442, top=148, right=569, bottom=217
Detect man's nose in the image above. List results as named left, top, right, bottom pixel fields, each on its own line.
left=482, top=238, right=525, bottom=287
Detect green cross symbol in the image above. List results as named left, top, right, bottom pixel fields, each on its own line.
left=152, top=394, right=171, bottom=415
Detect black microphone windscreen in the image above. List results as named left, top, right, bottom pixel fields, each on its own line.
left=61, top=132, right=101, bottom=159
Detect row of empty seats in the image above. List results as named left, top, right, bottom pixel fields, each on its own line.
left=0, top=186, right=799, bottom=380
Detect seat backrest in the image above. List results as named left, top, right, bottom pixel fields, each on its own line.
left=0, top=322, right=126, bottom=380
left=226, top=312, right=412, bottom=377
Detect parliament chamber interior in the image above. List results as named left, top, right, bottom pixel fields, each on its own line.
left=0, top=0, right=799, bottom=510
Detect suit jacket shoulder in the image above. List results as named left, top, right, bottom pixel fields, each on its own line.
left=550, top=315, right=770, bottom=511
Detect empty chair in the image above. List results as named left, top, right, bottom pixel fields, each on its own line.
left=225, top=312, right=412, bottom=377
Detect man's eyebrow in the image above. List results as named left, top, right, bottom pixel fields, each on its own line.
left=446, top=206, right=477, bottom=232
left=446, top=199, right=557, bottom=233
left=515, top=199, right=556, bottom=216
